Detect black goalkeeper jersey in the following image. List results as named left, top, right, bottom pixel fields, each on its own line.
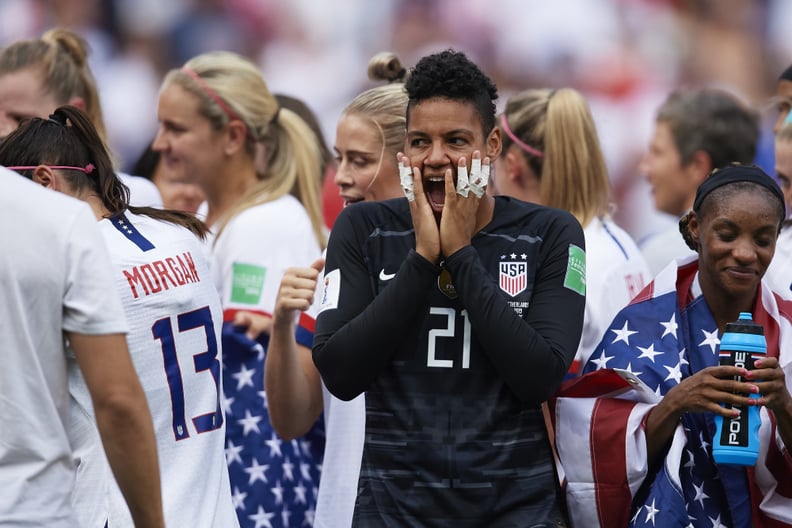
left=313, top=196, right=585, bottom=527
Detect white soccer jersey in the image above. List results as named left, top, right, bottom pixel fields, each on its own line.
left=0, top=171, right=128, bottom=528
left=574, top=217, right=651, bottom=371
left=118, top=171, right=163, bottom=208
left=305, top=252, right=366, bottom=528
left=640, top=222, right=696, bottom=277
left=315, top=386, right=365, bottom=528
left=208, top=194, right=321, bottom=319
left=68, top=211, right=239, bottom=528
left=765, top=226, right=792, bottom=299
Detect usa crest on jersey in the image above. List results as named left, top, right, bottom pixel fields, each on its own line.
left=499, top=261, right=527, bottom=297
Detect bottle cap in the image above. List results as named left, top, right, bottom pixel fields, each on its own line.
left=724, top=312, right=764, bottom=336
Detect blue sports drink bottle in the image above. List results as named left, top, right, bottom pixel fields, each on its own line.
left=712, top=312, right=765, bottom=466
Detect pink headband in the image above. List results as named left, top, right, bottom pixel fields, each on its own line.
left=181, top=66, right=255, bottom=141
left=6, top=163, right=95, bottom=174
left=500, top=114, right=544, bottom=159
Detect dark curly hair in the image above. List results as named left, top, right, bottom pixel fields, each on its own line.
left=404, top=49, right=498, bottom=136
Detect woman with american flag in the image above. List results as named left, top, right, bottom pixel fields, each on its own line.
left=555, top=164, right=792, bottom=528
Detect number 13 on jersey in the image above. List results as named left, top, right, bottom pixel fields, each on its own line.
left=152, top=306, right=223, bottom=440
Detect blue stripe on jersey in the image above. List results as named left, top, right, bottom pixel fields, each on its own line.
left=602, top=220, right=628, bottom=260
left=110, top=213, right=155, bottom=251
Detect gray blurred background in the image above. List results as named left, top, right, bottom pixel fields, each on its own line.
left=1, top=0, right=788, bottom=243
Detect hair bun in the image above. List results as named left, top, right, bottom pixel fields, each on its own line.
left=42, top=28, right=90, bottom=68
left=367, top=52, right=406, bottom=83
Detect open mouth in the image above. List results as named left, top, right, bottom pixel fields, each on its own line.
left=424, top=176, right=448, bottom=212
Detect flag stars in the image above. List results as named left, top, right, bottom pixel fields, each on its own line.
left=660, top=313, right=678, bottom=339
left=663, top=361, right=682, bottom=384
left=223, top=327, right=320, bottom=526
left=611, top=320, right=638, bottom=345
left=248, top=505, right=275, bottom=528
left=709, top=514, right=727, bottom=528
left=623, top=362, right=642, bottom=378
left=590, top=350, right=614, bottom=370
left=294, top=482, right=308, bottom=505
left=220, top=393, right=235, bottom=416
left=253, top=342, right=265, bottom=361
left=683, top=448, right=695, bottom=469
left=244, top=458, right=270, bottom=485
left=231, top=486, right=247, bottom=511
left=510, top=252, right=517, bottom=259
left=303, top=508, right=315, bottom=527
left=282, top=457, right=295, bottom=481
left=299, top=462, right=312, bottom=481
left=630, top=507, right=642, bottom=525
left=113, top=217, right=135, bottom=235
left=637, top=343, right=663, bottom=363
left=699, top=329, right=720, bottom=354
left=265, top=434, right=283, bottom=458
left=225, top=440, right=244, bottom=465
left=678, top=347, right=690, bottom=368
left=271, top=480, right=285, bottom=505
left=237, top=409, right=263, bottom=436
left=644, top=498, right=660, bottom=525
left=693, top=481, right=710, bottom=508
left=698, top=430, right=710, bottom=452
left=232, top=364, right=256, bottom=390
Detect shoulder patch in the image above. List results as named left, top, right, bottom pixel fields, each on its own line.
left=230, top=262, right=266, bottom=304
left=319, top=268, right=341, bottom=313
left=563, top=244, right=586, bottom=296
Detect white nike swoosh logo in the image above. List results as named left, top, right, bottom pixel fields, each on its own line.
left=379, top=269, right=396, bottom=281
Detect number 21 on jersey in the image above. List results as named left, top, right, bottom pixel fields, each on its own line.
left=427, top=307, right=471, bottom=369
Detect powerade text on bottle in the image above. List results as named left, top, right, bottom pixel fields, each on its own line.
left=712, top=312, right=765, bottom=466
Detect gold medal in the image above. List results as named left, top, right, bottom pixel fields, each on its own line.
left=437, top=263, right=457, bottom=299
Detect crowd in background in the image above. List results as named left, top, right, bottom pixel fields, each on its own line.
left=1, top=0, right=790, bottom=243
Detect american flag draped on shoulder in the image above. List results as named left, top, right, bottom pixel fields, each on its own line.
left=552, top=256, right=792, bottom=528
left=221, top=317, right=325, bottom=528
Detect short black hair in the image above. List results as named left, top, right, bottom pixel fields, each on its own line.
left=404, top=49, right=498, bottom=136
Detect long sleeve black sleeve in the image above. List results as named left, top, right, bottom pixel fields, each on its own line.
left=313, top=211, right=439, bottom=399
left=444, top=225, right=585, bottom=404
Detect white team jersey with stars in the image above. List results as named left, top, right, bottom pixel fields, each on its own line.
left=68, top=211, right=239, bottom=528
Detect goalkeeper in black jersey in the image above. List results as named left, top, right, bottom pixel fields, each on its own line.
left=313, top=49, right=585, bottom=527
